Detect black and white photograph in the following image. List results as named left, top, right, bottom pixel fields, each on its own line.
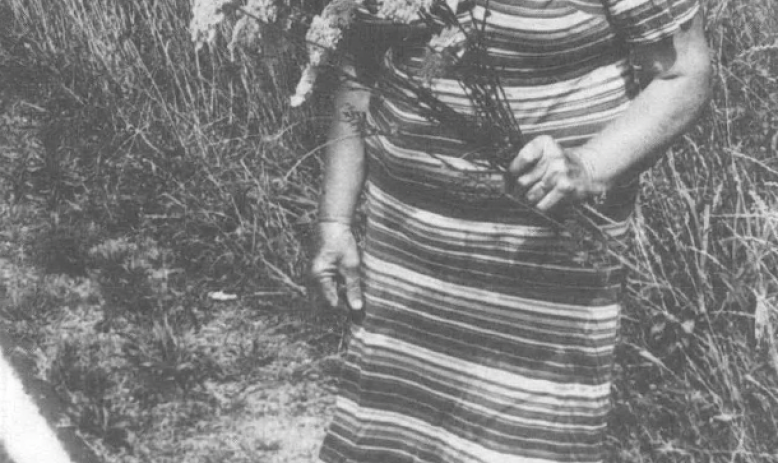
left=0, top=0, right=776, bottom=462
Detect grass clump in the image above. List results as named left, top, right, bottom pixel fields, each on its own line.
left=608, top=1, right=778, bottom=461
left=0, top=0, right=322, bottom=291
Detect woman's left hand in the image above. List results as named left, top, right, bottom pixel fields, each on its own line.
left=506, top=135, right=606, bottom=212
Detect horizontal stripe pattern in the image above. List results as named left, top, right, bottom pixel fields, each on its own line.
left=321, top=1, right=698, bottom=462
left=320, top=184, right=623, bottom=463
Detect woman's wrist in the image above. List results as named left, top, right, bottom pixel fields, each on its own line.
left=566, top=146, right=610, bottom=202
left=317, top=212, right=353, bottom=226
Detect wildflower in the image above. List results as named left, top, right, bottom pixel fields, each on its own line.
left=244, top=0, right=279, bottom=23
left=306, top=13, right=346, bottom=67
left=417, top=26, right=466, bottom=85
left=228, top=0, right=279, bottom=57
left=374, top=0, right=434, bottom=23
left=291, top=0, right=361, bottom=106
left=428, top=25, right=466, bottom=52
left=191, top=0, right=238, bottom=51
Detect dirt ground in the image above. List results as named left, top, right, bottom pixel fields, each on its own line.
left=135, top=323, right=338, bottom=463
left=129, top=308, right=339, bottom=463
left=0, top=96, right=338, bottom=463
left=0, top=238, right=338, bottom=463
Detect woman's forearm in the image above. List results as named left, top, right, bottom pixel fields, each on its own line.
left=319, top=74, right=371, bottom=223
left=578, top=13, right=712, bottom=189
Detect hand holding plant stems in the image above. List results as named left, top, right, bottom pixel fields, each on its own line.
left=508, top=136, right=607, bottom=212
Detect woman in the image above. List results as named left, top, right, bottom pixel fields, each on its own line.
left=312, top=0, right=711, bottom=461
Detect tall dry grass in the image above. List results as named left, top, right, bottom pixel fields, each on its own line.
left=1, top=0, right=322, bottom=291
left=0, top=0, right=331, bottom=455
left=0, top=0, right=776, bottom=461
left=609, top=0, right=778, bottom=460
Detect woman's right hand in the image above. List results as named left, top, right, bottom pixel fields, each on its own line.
left=311, top=222, right=364, bottom=312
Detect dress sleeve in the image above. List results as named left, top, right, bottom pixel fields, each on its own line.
left=602, top=0, right=701, bottom=45
left=339, top=10, right=400, bottom=83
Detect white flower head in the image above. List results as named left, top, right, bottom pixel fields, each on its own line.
left=291, top=0, right=362, bottom=106
left=428, top=25, right=466, bottom=52
left=305, top=15, right=343, bottom=63
left=244, top=0, right=279, bottom=24
left=227, top=0, right=279, bottom=57
left=375, top=0, right=434, bottom=23
left=190, top=0, right=237, bottom=51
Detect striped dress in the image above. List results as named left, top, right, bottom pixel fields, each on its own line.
left=319, top=0, right=699, bottom=462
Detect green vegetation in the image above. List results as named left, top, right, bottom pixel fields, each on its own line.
left=0, top=0, right=776, bottom=461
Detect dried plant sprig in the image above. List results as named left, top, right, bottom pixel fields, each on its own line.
left=291, top=0, right=363, bottom=106
left=416, top=0, right=524, bottom=169
left=372, top=0, right=434, bottom=22
left=418, top=25, right=466, bottom=84
left=228, top=0, right=280, bottom=56
left=428, top=25, right=467, bottom=52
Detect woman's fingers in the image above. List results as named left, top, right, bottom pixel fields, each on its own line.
left=516, top=163, right=547, bottom=191
left=536, top=180, right=570, bottom=211
left=311, top=260, right=340, bottom=308
left=508, top=136, right=548, bottom=178
left=507, top=136, right=565, bottom=193
left=524, top=180, right=549, bottom=204
left=312, top=264, right=363, bottom=312
left=342, top=266, right=364, bottom=311
left=506, top=136, right=598, bottom=210
left=319, top=274, right=340, bottom=308
left=311, top=221, right=363, bottom=312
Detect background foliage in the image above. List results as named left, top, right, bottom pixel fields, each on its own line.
left=0, top=0, right=777, bottom=461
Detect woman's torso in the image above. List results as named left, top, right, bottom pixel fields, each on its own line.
left=364, top=0, right=643, bottom=222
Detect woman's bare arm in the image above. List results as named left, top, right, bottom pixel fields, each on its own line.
left=510, top=12, right=712, bottom=211
left=311, top=67, right=371, bottom=311
left=581, top=11, right=712, bottom=189
left=318, top=67, right=371, bottom=223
